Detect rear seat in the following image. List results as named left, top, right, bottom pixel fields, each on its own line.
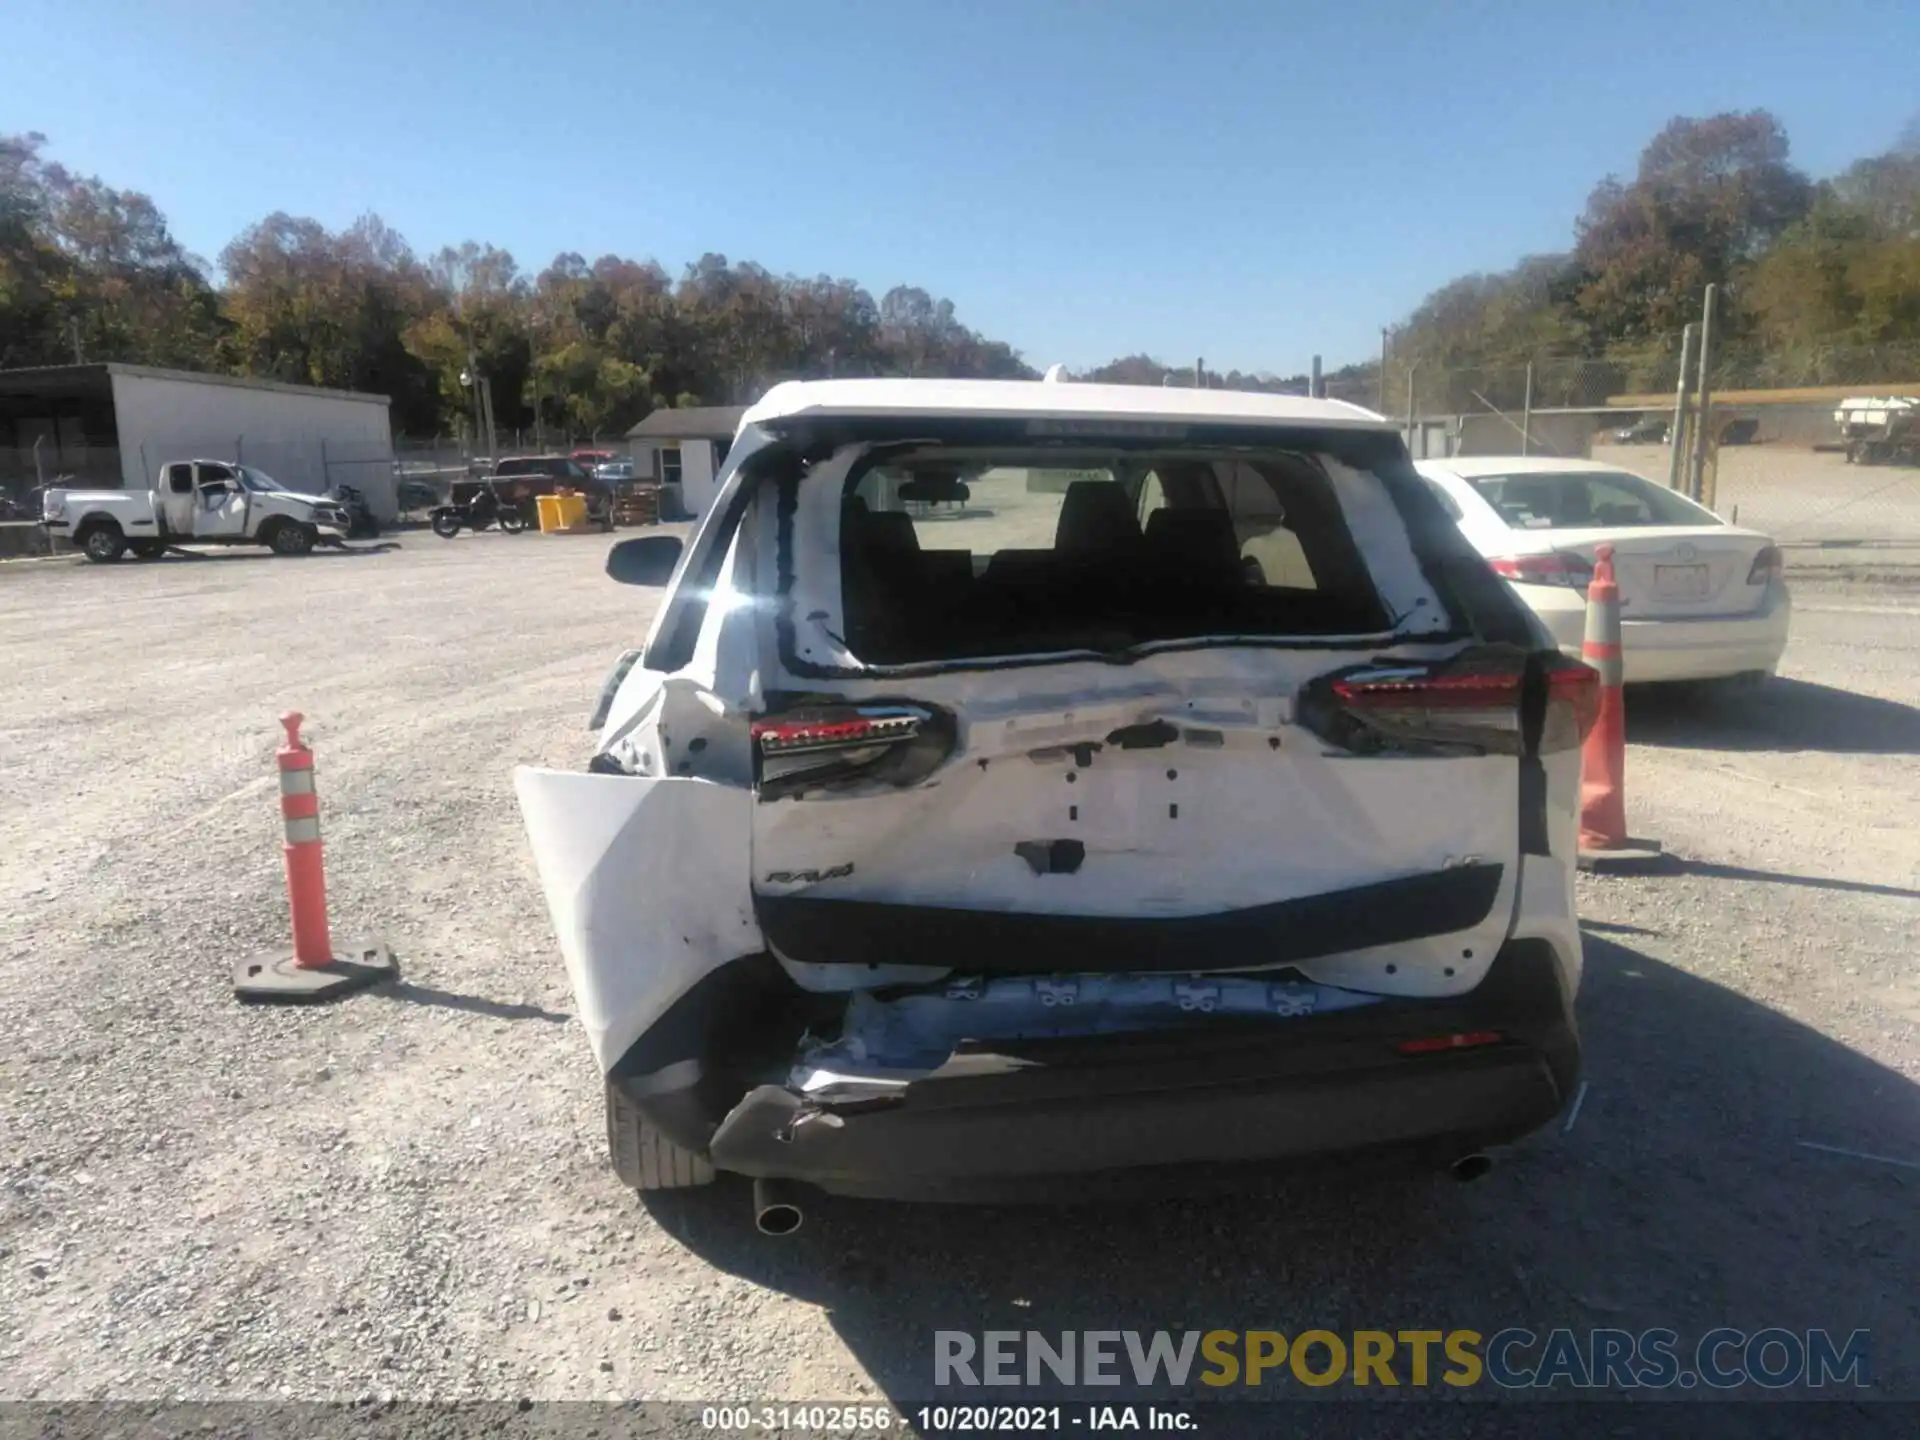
left=1145, top=508, right=1242, bottom=587
left=841, top=501, right=977, bottom=659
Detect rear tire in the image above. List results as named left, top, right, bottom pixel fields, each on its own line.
left=498, top=507, right=529, bottom=534
left=80, top=523, right=127, bottom=563
left=606, top=1082, right=716, bottom=1191
left=431, top=509, right=463, bottom=539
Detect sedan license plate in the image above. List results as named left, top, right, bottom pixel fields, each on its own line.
left=1654, top=563, right=1711, bottom=600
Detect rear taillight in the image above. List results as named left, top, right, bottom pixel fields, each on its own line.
left=751, top=703, right=951, bottom=798
left=1746, top=545, right=1782, bottom=585
left=1543, top=655, right=1602, bottom=752
left=1396, top=1030, right=1504, bottom=1056
left=1489, top=552, right=1592, bottom=589
left=1305, top=650, right=1599, bottom=758
left=751, top=710, right=924, bottom=753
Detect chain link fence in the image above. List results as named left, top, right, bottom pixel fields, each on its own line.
left=1349, top=341, right=1920, bottom=549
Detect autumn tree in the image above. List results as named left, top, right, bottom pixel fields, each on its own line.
left=1, top=132, right=224, bottom=369
left=1570, top=111, right=1811, bottom=346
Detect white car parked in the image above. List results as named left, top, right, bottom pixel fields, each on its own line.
left=516, top=380, right=1597, bottom=1224
left=1414, top=457, right=1790, bottom=685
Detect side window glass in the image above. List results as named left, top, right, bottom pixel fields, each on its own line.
left=644, top=475, right=751, bottom=673
left=166, top=464, right=194, bottom=495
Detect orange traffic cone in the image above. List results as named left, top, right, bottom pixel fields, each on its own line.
left=234, top=712, right=397, bottom=1001
left=1577, top=545, right=1666, bottom=873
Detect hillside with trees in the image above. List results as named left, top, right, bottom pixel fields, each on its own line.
left=1, top=132, right=1033, bottom=439
left=1381, top=111, right=1920, bottom=411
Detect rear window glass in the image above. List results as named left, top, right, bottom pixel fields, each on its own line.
left=1466, top=470, right=1717, bottom=530
left=1420, top=476, right=1463, bottom=521
left=835, top=447, right=1390, bottom=664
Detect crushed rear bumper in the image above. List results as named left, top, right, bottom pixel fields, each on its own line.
left=618, top=938, right=1579, bottom=1202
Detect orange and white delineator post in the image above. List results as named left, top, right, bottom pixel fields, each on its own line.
left=1577, top=545, right=1664, bottom=872
left=234, top=711, right=396, bottom=1001
left=278, top=712, right=333, bottom=967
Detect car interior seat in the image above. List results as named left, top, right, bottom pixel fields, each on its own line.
left=1054, top=480, right=1144, bottom=557
left=1145, top=508, right=1242, bottom=586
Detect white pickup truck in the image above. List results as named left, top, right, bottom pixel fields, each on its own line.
left=43, top=459, right=350, bottom=562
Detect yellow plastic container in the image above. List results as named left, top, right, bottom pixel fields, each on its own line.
left=554, top=492, right=588, bottom=531
left=535, top=494, right=566, bottom=533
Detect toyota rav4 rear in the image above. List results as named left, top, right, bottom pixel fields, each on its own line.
left=516, top=379, right=1594, bottom=1216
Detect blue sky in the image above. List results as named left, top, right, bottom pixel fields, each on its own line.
left=6, top=0, right=1917, bottom=374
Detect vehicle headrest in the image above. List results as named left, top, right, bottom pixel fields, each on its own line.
left=1055, top=480, right=1142, bottom=555
left=1146, top=508, right=1241, bottom=573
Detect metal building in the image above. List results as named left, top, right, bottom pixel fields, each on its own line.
left=624, top=405, right=746, bottom=520
left=0, top=363, right=397, bottom=518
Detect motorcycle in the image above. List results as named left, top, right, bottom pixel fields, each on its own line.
left=431, top=479, right=530, bottom=539
left=329, top=483, right=381, bottom=540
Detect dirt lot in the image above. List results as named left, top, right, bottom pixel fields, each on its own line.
left=1, top=534, right=1916, bottom=1425
left=1599, top=441, right=1920, bottom=546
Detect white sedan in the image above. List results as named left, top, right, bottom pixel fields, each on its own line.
left=1414, top=456, right=1790, bottom=685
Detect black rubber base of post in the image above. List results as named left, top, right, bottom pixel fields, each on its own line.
left=234, top=939, right=397, bottom=1003
left=1577, top=839, right=1674, bottom=875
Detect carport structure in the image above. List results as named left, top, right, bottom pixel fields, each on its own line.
left=0, top=362, right=399, bottom=518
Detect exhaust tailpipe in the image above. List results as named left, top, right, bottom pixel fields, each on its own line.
left=1450, top=1153, right=1494, bottom=1183
left=753, top=1178, right=804, bottom=1236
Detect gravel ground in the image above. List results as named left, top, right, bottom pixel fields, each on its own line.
left=1, top=535, right=1916, bottom=1425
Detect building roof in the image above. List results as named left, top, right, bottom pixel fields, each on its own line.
left=626, top=405, right=748, bottom=440
left=0, top=362, right=390, bottom=406
left=738, top=378, right=1390, bottom=432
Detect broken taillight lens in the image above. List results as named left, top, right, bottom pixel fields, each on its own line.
left=751, top=708, right=925, bottom=754
left=1305, top=651, right=1598, bottom=757
left=750, top=703, right=952, bottom=799
left=1542, top=655, right=1602, bottom=751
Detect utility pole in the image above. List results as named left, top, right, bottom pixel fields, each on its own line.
left=480, top=377, right=498, bottom=465
left=1404, top=363, right=1419, bottom=456
left=1195, top=357, right=1204, bottom=389
left=1310, top=354, right=1323, bottom=399
left=463, top=350, right=484, bottom=456
left=1667, top=323, right=1698, bottom=492
left=1520, top=362, right=1534, bottom=455
left=1378, top=329, right=1389, bottom=413
left=1688, top=285, right=1717, bottom=503
left=70, top=319, right=84, bottom=365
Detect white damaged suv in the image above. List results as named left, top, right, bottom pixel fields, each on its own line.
left=516, top=379, right=1597, bottom=1223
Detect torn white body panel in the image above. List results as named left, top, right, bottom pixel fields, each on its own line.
left=514, top=769, right=761, bottom=1071
left=751, top=644, right=1529, bottom=999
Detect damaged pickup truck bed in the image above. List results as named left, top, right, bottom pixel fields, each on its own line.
left=516, top=378, right=1596, bottom=1222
